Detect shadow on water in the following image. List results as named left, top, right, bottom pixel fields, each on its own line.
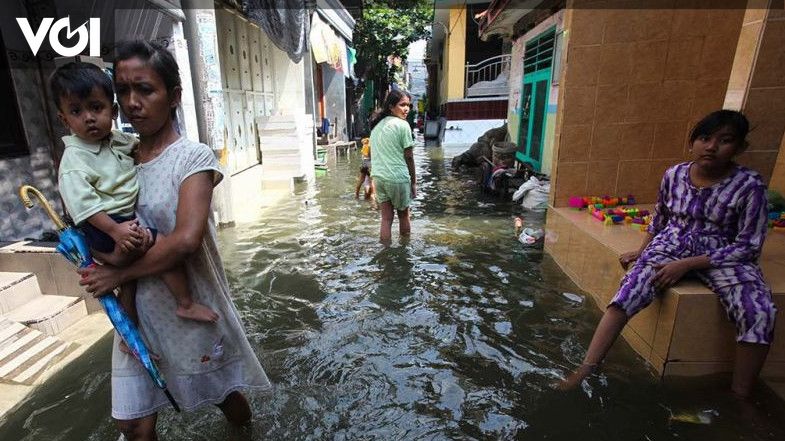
left=2, top=141, right=785, bottom=440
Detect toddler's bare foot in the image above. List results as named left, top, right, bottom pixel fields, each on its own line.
left=176, top=302, right=219, bottom=322
left=554, top=362, right=598, bottom=391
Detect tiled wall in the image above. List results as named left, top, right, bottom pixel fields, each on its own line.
left=725, top=6, right=785, bottom=184
left=550, top=2, right=747, bottom=206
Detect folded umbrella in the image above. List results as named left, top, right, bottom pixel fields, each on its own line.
left=18, top=185, right=180, bottom=411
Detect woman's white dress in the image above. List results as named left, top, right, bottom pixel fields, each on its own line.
left=111, top=137, right=270, bottom=420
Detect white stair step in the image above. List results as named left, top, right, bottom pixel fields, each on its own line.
left=0, top=327, right=39, bottom=360
left=0, top=321, right=27, bottom=345
left=2, top=296, right=87, bottom=336
left=0, top=335, right=57, bottom=377
left=10, top=341, right=70, bottom=384
left=0, top=272, right=42, bottom=314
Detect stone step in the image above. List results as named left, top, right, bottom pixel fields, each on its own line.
left=0, top=272, right=42, bottom=314
left=0, top=321, right=73, bottom=385
left=2, top=295, right=87, bottom=336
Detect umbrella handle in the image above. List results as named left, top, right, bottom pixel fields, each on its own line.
left=18, top=185, right=67, bottom=231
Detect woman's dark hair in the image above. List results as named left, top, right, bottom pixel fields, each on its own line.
left=368, top=89, right=411, bottom=131
left=49, top=62, right=114, bottom=110
left=115, top=40, right=181, bottom=120
left=689, top=110, right=750, bottom=145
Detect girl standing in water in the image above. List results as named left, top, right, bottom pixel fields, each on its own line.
left=368, top=90, right=416, bottom=244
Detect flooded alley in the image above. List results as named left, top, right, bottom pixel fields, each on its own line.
left=1, top=143, right=784, bottom=440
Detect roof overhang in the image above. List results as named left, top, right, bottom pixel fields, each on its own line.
left=478, top=0, right=545, bottom=41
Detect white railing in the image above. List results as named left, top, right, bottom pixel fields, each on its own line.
left=465, top=54, right=511, bottom=98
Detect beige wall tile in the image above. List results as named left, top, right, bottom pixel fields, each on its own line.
left=746, top=120, right=785, bottom=152
left=616, top=160, right=652, bottom=200
left=650, top=350, right=666, bottom=377
left=586, top=161, right=620, bottom=198
left=699, top=32, right=741, bottom=81
left=671, top=8, right=710, bottom=38
left=657, top=81, right=696, bottom=121
left=565, top=45, right=602, bottom=87
left=745, top=84, right=785, bottom=120
left=559, top=124, right=592, bottom=162
left=603, top=10, right=648, bottom=44
left=769, top=136, right=785, bottom=194
left=692, top=79, right=731, bottom=117
left=621, top=326, right=652, bottom=361
left=768, top=7, right=785, bottom=20
left=736, top=151, right=779, bottom=183
left=562, top=86, right=598, bottom=126
left=594, top=84, right=628, bottom=124
left=567, top=6, right=608, bottom=46
left=566, top=228, right=589, bottom=278
left=664, top=37, right=704, bottom=81
left=744, top=87, right=785, bottom=150
left=707, top=7, right=745, bottom=39
left=750, top=20, right=785, bottom=88
left=625, top=83, right=662, bottom=123
left=669, top=294, right=736, bottom=361
left=653, top=121, right=689, bottom=159
left=628, top=296, right=662, bottom=346
left=598, top=43, right=634, bottom=85
left=619, top=123, right=655, bottom=160
left=553, top=162, right=589, bottom=206
left=638, top=8, right=675, bottom=42
left=650, top=160, right=680, bottom=188
left=632, top=40, right=668, bottom=83
left=552, top=214, right=574, bottom=265
left=652, top=291, right=678, bottom=360
left=590, top=123, right=624, bottom=160
left=663, top=361, right=733, bottom=376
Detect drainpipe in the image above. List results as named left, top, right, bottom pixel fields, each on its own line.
left=181, top=0, right=235, bottom=226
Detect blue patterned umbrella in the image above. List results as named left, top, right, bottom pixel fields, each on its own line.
left=19, top=185, right=180, bottom=412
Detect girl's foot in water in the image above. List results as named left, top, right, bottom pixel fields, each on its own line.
left=555, top=362, right=599, bottom=391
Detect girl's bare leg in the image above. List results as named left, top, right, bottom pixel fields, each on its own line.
left=557, top=305, right=628, bottom=390
left=397, top=208, right=411, bottom=237
left=732, top=342, right=770, bottom=398
left=380, top=202, right=394, bottom=244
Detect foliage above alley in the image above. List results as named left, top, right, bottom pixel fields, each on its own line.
left=353, top=0, right=432, bottom=97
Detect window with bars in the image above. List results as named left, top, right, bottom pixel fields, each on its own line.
left=523, top=29, right=555, bottom=75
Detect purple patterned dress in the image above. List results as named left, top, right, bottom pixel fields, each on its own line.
left=611, top=162, right=777, bottom=344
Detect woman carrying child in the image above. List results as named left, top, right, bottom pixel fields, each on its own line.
left=52, top=61, right=218, bottom=324
left=78, top=40, right=269, bottom=440
left=559, top=110, right=777, bottom=398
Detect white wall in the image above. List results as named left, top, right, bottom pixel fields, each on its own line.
left=272, top=48, right=307, bottom=115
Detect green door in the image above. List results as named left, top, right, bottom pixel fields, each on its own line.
left=516, top=28, right=555, bottom=172
left=517, top=69, right=550, bottom=171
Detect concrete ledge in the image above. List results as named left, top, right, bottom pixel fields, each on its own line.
left=544, top=205, right=785, bottom=378
left=0, top=243, right=98, bottom=313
